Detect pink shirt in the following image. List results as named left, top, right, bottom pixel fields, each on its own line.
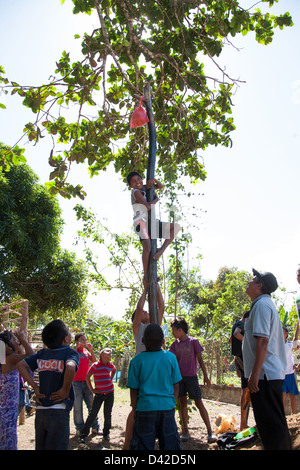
left=73, top=347, right=90, bottom=381
left=170, top=336, right=204, bottom=376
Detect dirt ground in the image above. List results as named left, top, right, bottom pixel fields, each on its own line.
left=16, top=385, right=300, bottom=451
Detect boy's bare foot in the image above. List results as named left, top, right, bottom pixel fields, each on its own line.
left=153, top=247, right=164, bottom=261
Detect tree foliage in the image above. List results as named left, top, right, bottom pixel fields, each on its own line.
left=72, top=315, right=134, bottom=358
left=0, top=158, right=88, bottom=316
left=0, top=1, right=293, bottom=198
left=166, top=263, right=252, bottom=339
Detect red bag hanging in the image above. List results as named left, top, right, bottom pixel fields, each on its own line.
left=130, top=96, right=149, bottom=129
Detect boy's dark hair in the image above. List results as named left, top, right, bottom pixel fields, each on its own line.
left=42, top=319, right=69, bottom=349
left=170, top=318, right=188, bottom=334
left=127, top=171, right=142, bottom=186
left=143, top=324, right=164, bottom=351
left=74, top=332, right=84, bottom=342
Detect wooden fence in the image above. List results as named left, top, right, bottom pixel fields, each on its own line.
left=0, top=299, right=29, bottom=334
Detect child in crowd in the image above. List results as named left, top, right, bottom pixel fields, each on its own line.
left=80, top=348, right=115, bottom=443
left=282, top=322, right=300, bottom=414
left=127, top=323, right=182, bottom=450
left=73, top=332, right=99, bottom=435
left=0, top=329, right=34, bottom=450
left=170, top=318, right=217, bottom=444
left=19, top=374, right=35, bottom=417
left=127, top=171, right=180, bottom=283
left=17, top=320, right=79, bottom=450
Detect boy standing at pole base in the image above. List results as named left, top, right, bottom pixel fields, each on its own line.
left=127, top=323, right=182, bottom=450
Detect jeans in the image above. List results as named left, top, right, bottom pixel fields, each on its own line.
left=81, top=392, right=114, bottom=437
left=73, top=381, right=99, bottom=431
left=35, top=408, right=70, bottom=450
left=130, top=409, right=181, bottom=450
left=19, top=386, right=25, bottom=415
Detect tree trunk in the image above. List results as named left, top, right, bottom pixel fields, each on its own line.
left=118, top=353, right=130, bottom=387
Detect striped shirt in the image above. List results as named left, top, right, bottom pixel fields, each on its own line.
left=89, top=360, right=115, bottom=394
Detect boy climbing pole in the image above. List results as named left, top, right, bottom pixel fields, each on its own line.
left=127, top=171, right=180, bottom=285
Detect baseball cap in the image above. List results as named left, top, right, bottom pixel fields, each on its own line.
left=252, top=269, right=278, bottom=294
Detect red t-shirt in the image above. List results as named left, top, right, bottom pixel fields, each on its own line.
left=89, top=360, right=116, bottom=394
left=73, top=347, right=90, bottom=381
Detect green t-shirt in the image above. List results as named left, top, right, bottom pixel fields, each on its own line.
left=126, top=349, right=182, bottom=412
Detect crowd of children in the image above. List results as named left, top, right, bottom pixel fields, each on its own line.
left=0, top=314, right=218, bottom=451
left=0, top=299, right=300, bottom=450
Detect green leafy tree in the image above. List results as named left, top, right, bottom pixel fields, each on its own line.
left=0, top=158, right=63, bottom=270
left=14, top=249, right=89, bottom=316
left=209, top=267, right=252, bottom=337
left=0, top=1, right=293, bottom=198
left=0, top=158, right=88, bottom=317
left=76, top=315, right=135, bottom=358
left=166, top=265, right=252, bottom=339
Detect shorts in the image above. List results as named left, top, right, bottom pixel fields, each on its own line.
left=178, top=376, right=202, bottom=400
left=283, top=373, right=300, bottom=395
left=241, top=372, right=248, bottom=390
left=134, top=219, right=170, bottom=241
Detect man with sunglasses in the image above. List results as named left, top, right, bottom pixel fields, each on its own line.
left=243, top=268, right=291, bottom=450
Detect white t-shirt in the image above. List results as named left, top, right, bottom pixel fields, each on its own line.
left=131, top=187, right=148, bottom=223
left=134, top=322, right=147, bottom=354
left=285, top=340, right=300, bottom=375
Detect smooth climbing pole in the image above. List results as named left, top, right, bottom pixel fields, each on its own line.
left=143, top=83, right=158, bottom=324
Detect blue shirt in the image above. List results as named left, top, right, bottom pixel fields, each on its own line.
left=25, top=346, right=79, bottom=410
left=126, top=349, right=182, bottom=412
left=243, top=294, right=287, bottom=380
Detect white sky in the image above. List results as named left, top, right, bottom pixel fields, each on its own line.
left=0, top=0, right=300, bottom=318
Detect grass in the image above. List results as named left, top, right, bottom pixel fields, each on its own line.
left=114, top=383, right=130, bottom=405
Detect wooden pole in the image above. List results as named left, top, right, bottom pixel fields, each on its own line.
left=143, top=83, right=158, bottom=324
left=20, top=300, right=29, bottom=336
